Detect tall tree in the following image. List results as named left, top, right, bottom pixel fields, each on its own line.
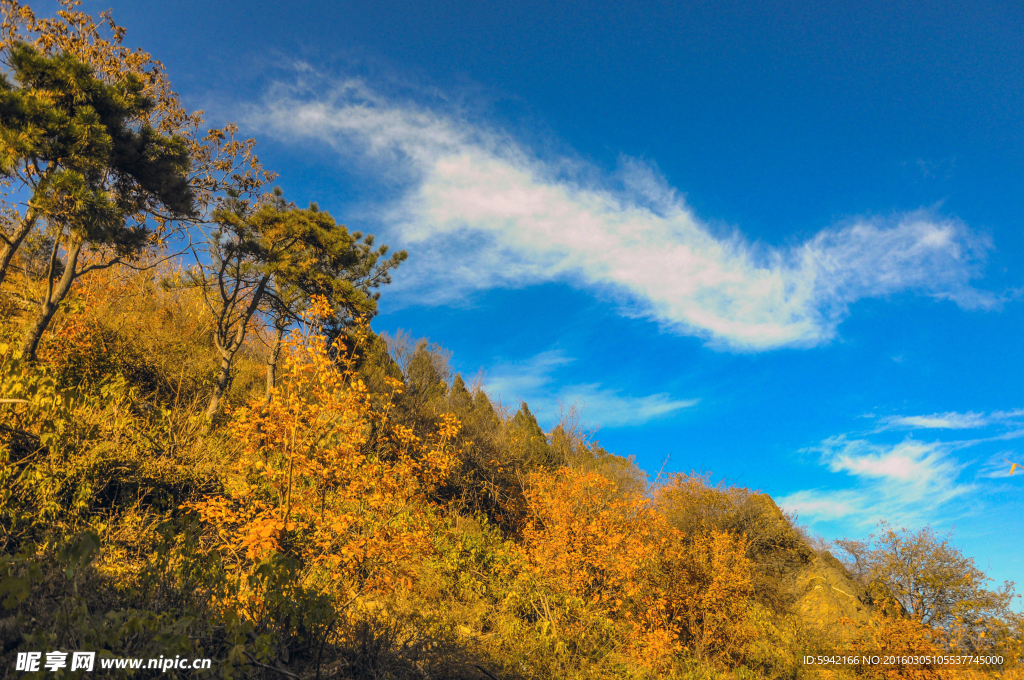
left=510, top=402, right=552, bottom=468
left=1, top=1, right=275, bottom=357
left=0, top=43, right=194, bottom=359
left=262, top=196, right=408, bottom=399
left=192, top=190, right=406, bottom=421
left=448, top=373, right=473, bottom=412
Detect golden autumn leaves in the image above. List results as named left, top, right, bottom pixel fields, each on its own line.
left=523, top=470, right=756, bottom=669
left=187, top=298, right=460, bottom=598
left=5, top=267, right=1020, bottom=678
left=178, top=297, right=757, bottom=672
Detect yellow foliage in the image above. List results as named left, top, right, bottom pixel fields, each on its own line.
left=186, top=300, right=459, bottom=613
left=523, top=469, right=757, bottom=671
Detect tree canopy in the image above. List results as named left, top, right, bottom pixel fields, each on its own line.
left=836, top=523, right=1020, bottom=652
left=0, top=43, right=194, bottom=358
left=193, top=189, right=407, bottom=419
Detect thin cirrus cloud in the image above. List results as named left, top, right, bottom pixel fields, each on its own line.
left=977, top=452, right=1024, bottom=479
left=483, top=350, right=697, bottom=428
left=777, top=436, right=977, bottom=528
left=246, top=72, right=995, bottom=351
left=483, top=349, right=575, bottom=397
left=543, top=384, right=699, bottom=429
left=875, top=409, right=1024, bottom=431
left=782, top=408, right=1024, bottom=530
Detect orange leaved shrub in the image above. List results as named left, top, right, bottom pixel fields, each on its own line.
left=522, top=468, right=757, bottom=671
left=188, top=298, right=459, bottom=608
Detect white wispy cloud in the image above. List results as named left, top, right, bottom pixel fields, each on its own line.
left=246, top=73, right=994, bottom=351
left=483, top=349, right=574, bottom=397
left=977, top=452, right=1024, bottom=479
left=783, top=404, right=1024, bottom=532
left=551, top=384, right=698, bottom=429
left=776, top=489, right=868, bottom=522
left=484, top=350, right=697, bottom=428
left=876, top=409, right=1024, bottom=431
left=778, top=436, right=976, bottom=527
left=826, top=438, right=963, bottom=483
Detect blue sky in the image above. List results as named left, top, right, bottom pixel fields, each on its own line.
left=68, top=0, right=1023, bottom=591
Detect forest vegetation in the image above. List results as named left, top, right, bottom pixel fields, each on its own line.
left=1, top=2, right=1021, bottom=678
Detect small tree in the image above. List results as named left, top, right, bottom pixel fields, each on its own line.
left=836, top=523, right=1020, bottom=652
left=192, top=190, right=406, bottom=421
left=509, top=402, right=554, bottom=468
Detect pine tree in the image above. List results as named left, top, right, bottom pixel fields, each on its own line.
left=191, top=190, right=406, bottom=420
left=0, top=44, right=194, bottom=359
left=512, top=402, right=545, bottom=441
left=469, top=390, right=502, bottom=434
left=448, top=373, right=473, bottom=413
left=403, top=341, right=448, bottom=414
left=511, top=402, right=552, bottom=468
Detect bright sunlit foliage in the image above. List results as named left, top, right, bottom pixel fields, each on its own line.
left=1, top=3, right=1021, bottom=680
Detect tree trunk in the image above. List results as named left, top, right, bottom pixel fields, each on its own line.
left=203, top=274, right=272, bottom=423
left=22, top=240, right=82, bottom=361
left=0, top=210, right=39, bottom=289
left=204, top=352, right=234, bottom=422
left=265, top=318, right=286, bottom=403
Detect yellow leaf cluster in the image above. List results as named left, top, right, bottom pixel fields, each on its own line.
left=523, top=469, right=756, bottom=670
left=185, top=309, right=459, bottom=611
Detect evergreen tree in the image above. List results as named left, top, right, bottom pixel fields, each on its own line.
left=510, top=402, right=553, bottom=469
left=469, top=389, right=501, bottom=431
left=192, top=189, right=406, bottom=420
left=0, top=43, right=194, bottom=359
left=356, top=331, right=405, bottom=394
left=511, top=402, right=545, bottom=441
left=473, top=390, right=496, bottom=418
left=448, top=373, right=473, bottom=413
left=402, top=340, right=449, bottom=416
